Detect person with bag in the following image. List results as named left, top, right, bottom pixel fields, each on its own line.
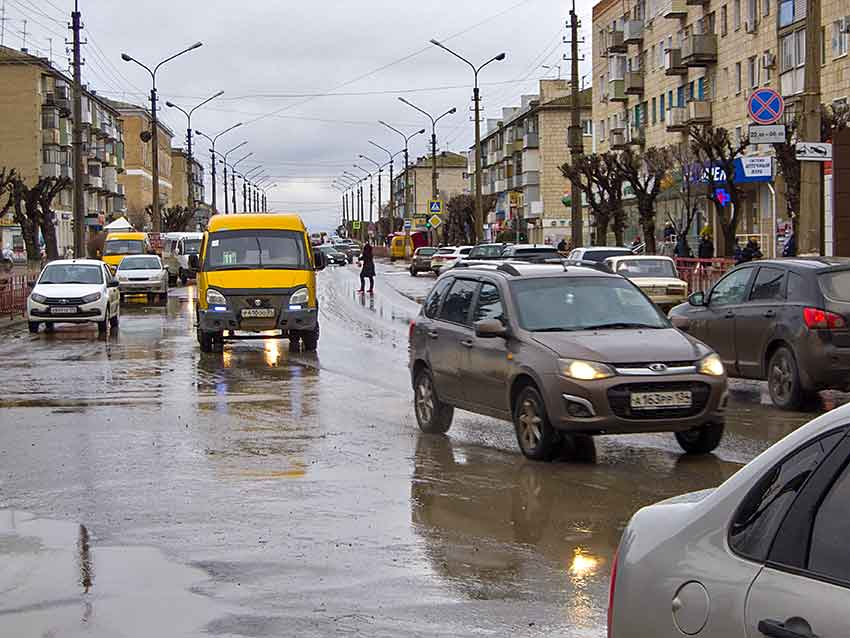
left=358, top=241, right=375, bottom=294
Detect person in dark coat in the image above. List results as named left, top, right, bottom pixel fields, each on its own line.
left=697, top=235, right=714, bottom=259
left=782, top=232, right=796, bottom=257
left=557, top=238, right=567, bottom=253
left=358, top=242, right=375, bottom=294
left=738, top=238, right=763, bottom=264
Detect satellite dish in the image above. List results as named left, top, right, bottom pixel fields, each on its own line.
left=140, top=130, right=152, bottom=143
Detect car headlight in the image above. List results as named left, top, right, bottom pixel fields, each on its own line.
left=30, top=293, right=47, bottom=304
left=206, top=289, right=227, bottom=306
left=698, top=353, right=725, bottom=377
left=559, top=358, right=615, bottom=380
left=82, top=292, right=102, bottom=304
left=289, top=287, right=309, bottom=307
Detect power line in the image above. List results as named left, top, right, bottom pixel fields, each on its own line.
left=13, top=0, right=64, bottom=25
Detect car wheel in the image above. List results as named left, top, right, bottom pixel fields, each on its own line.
left=97, top=316, right=108, bottom=334
left=410, top=267, right=417, bottom=277
left=43, top=322, right=55, bottom=333
left=513, top=385, right=559, bottom=461
left=198, top=329, right=217, bottom=353
left=768, top=346, right=804, bottom=410
left=28, top=321, right=40, bottom=333
left=414, top=367, right=454, bottom=434
left=300, top=324, right=320, bottom=352
left=675, top=423, right=725, bottom=454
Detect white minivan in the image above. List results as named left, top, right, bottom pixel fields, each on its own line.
left=162, top=232, right=203, bottom=284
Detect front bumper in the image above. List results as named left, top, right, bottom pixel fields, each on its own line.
left=541, top=371, right=728, bottom=435
left=119, top=280, right=167, bottom=293
left=649, top=294, right=687, bottom=312
left=28, top=302, right=106, bottom=322
left=198, top=306, right=318, bottom=333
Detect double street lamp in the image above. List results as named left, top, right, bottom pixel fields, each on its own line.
left=378, top=122, right=425, bottom=222
left=219, top=141, right=247, bottom=214
left=194, top=122, right=242, bottom=215
left=230, top=152, right=253, bottom=213
left=398, top=97, right=457, bottom=203
left=429, top=39, right=506, bottom=242
left=166, top=90, right=224, bottom=216
left=368, top=141, right=404, bottom=220
left=358, top=154, right=383, bottom=226
left=121, top=41, right=203, bottom=234
left=242, top=165, right=263, bottom=213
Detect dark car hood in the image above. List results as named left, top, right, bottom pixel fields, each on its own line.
left=532, top=328, right=707, bottom=363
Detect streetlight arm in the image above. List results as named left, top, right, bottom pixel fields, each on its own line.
left=232, top=152, right=254, bottom=169
left=476, top=52, right=507, bottom=76
left=429, top=39, right=476, bottom=74
left=379, top=120, right=406, bottom=140
left=407, top=128, right=427, bottom=143
left=223, top=141, right=248, bottom=161
left=121, top=54, right=154, bottom=81
left=194, top=130, right=214, bottom=145
left=189, top=90, right=224, bottom=117
left=435, top=107, right=458, bottom=125
left=359, top=155, right=381, bottom=170
left=369, top=140, right=393, bottom=162
left=154, top=42, right=203, bottom=76
left=353, top=165, right=371, bottom=177
left=213, top=122, right=242, bottom=144
left=165, top=102, right=189, bottom=118
left=398, top=97, right=435, bottom=126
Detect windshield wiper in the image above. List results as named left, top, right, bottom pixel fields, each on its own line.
left=210, top=265, right=257, bottom=271
left=585, top=322, right=664, bottom=330
left=533, top=327, right=580, bottom=333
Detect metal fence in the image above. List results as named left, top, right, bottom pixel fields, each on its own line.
left=0, top=275, right=29, bottom=319
left=675, top=258, right=735, bottom=293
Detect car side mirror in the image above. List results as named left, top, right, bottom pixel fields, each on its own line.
left=314, top=251, right=327, bottom=271
left=474, top=318, right=508, bottom=339
left=107, top=279, right=119, bottom=288
left=188, top=254, right=199, bottom=270
left=688, top=291, right=706, bottom=307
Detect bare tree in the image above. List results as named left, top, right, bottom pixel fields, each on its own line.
left=668, top=143, right=703, bottom=256
left=613, top=146, right=672, bottom=254
left=37, top=177, right=71, bottom=260
left=689, top=125, right=749, bottom=257
left=128, top=206, right=151, bottom=232
left=445, top=194, right=495, bottom=246
left=161, top=205, right=196, bottom=232
left=561, top=153, right=626, bottom=246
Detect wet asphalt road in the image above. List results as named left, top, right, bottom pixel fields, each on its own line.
left=0, top=262, right=838, bottom=637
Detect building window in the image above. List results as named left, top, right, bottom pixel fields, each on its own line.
left=778, top=0, right=799, bottom=28
left=668, top=89, right=674, bottom=110
left=735, top=62, right=743, bottom=94
left=764, top=51, right=772, bottom=81
left=651, top=44, right=656, bottom=69
left=677, top=85, right=685, bottom=107
left=658, top=41, right=664, bottom=68
left=763, top=0, right=770, bottom=16
left=748, top=55, right=759, bottom=88
left=651, top=97, right=657, bottom=124
left=660, top=94, right=666, bottom=121
left=746, top=0, right=757, bottom=30
left=582, top=120, right=592, bottom=136
left=833, top=20, right=849, bottom=58
left=733, top=0, right=741, bottom=30
left=698, top=77, right=705, bottom=99
left=706, top=12, right=716, bottom=34
left=600, top=119, right=606, bottom=141
left=822, top=27, right=827, bottom=65
left=735, top=126, right=743, bottom=145
left=722, top=67, right=730, bottom=96
left=721, top=5, right=728, bottom=35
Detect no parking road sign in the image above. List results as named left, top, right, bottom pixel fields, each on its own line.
left=748, top=88, right=785, bottom=125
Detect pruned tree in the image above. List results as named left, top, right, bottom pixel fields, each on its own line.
left=161, top=205, right=195, bottom=232
left=37, top=177, right=71, bottom=260
left=444, top=194, right=495, bottom=246
left=689, top=125, right=749, bottom=257
left=561, top=152, right=625, bottom=245
left=668, top=143, right=703, bottom=256
left=4, top=175, right=68, bottom=268
left=129, top=206, right=151, bottom=232
left=613, top=146, right=672, bottom=254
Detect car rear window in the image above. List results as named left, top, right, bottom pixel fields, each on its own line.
left=585, top=249, right=632, bottom=262
left=437, top=248, right=455, bottom=255
left=819, top=271, right=850, bottom=302
left=516, top=247, right=557, bottom=255
left=417, top=248, right=438, bottom=257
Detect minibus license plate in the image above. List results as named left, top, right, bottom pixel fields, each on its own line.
left=242, top=308, right=275, bottom=318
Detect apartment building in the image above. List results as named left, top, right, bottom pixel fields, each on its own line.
left=471, top=80, right=592, bottom=244
left=104, top=99, right=174, bottom=228
left=0, top=46, right=126, bottom=254
left=391, top=151, right=468, bottom=222
left=592, top=0, right=850, bottom=254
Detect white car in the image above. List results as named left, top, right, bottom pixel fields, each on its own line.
left=609, top=402, right=850, bottom=638
left=27, top=259, right=120, bottom=333
left=115, top=254, right=169, bottom=303
left=430, top=246, right=473, bottom=274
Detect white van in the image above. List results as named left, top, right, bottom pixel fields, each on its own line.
left=162, top=232, right=203, bottom=284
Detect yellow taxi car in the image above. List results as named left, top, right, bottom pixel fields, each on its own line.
left=604, top=254, right=688, bottom=312
left=102, top=232, right=150, bottom=270
left=190, top=214, right=326, bottom=353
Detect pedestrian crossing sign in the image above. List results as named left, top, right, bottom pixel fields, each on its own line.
left=428, top=200, right=443, bottom=215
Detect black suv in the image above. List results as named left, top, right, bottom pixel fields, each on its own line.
left=409, top=262, right=728, bottom=460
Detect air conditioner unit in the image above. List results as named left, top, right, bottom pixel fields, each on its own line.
left=745, top=20, right=757, bottom=33
left=762, top=52, right=776, bottom=69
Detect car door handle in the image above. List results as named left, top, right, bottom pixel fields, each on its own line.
left=758, top=618, right=818, bottom=638
left=428, top=330, right=439, bottom=339
left=764, top=310, right=776, bottom=318
left=461, top=339, right=474, bottom=348
left=724, top=311, right=735, bottom=319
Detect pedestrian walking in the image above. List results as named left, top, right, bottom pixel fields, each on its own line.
left=698, top=233, right=714, bottom=260
left=358, top=241, right=375, bottom=294
left=782, top=232, right=796, bottom=257
left=740, top=237, right=763, bottom=264
left=557, top=237, right=567, bottom=253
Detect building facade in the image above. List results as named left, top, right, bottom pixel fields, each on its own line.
left=0, top=46, right=126, bottom=255
left=592, top=0, right=850, bottom=255
left=391, top=151, right=468, bottom=222
left=471, top=80, right=593, bottom=244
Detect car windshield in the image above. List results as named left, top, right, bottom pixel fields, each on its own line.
left=819, top=271, right=850, bottom=302
left=584, top=249, right=632, bottom=262
left=104, top=239, right=145, bottom=255
left=469, top=245, right=503, bottom=258
left=417, top=248, right=438, bottom=257
left=205, top=229, right=309, bottom=271
left=614, top=259, right=678, bottom=278
left=39, top=264, right=103, bottom=285
left=183, top=239, right=201, bottom=254
left=511, top=277, right=669, bottom=332
left=119, top=256, right=161, bottom=271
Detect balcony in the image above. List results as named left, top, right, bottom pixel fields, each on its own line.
left=511, top=174, right=522, bottom=189
left=523, top=132, right=539, bottom=149
left=85, top=174, right=102, bottom=189
left=486, top=151, right=499, bottom=166
left=686, top=99, right=712, bottom=124
left=521, top=171, right=540, bottom=187
left=667, top=106, right=688, bottom=131
left=624, top=20, right=643, bottom=45
left=607, top=29, right=626, bottom=54
left=681, top=34, right=718, bottom=67
left=664, top=0, right=688, bottom=18
left=42, top=128, right=61, bottom=145
left=610, top=130, right=628, bottom=149
left=494, top=179, right=507, bottom=193
left=609, top=79, right=627, bottom=102
left=102, top=166, right=118, bottom=193
left=686, top=0, right=709, bottom=4
left=41, top=163, right=61, bottom=179
left=512, top=139, right=524, bottom=153
left=624, top=71, right=644, bottom=95
left=665, top=48, right=688, bottom=75
left=629, top=127, right=646, bottom=146
left=60, top=164, right=73, bottom=179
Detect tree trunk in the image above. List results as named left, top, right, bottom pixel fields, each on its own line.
left=593, top=213, right=610, bottom=246
left=640, top=203, right=658, bottom=254
left=41, top=215, right=60, bottom=261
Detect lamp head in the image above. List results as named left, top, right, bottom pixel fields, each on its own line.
left=165, top=101, right=175, bottom=108
left=495, top=52, right=507, bottom=61
left=418, top=128, right=426, bottom=134
left=449, top=107, right=457, bottom=114
left=190, top=42, right=203, bottom=50
left=120, top=53, right=132, bottom=62
left=429, top=39, right=442, bottom=46
left=213, top=90, right=224, bottom=98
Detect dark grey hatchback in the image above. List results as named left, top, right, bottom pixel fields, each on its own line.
left=669, top=257, right=850, bottom=409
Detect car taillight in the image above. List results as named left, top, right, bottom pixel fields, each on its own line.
left=607, top=548, right=619, bottom=638
left=409, top=321, right=416, bottom=340
left=803, top=307, right=847, bottom=330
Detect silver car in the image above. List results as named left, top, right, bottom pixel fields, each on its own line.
left=610, top=403, right=850, bottom=638
left=115, top=254, right=169, bottom=304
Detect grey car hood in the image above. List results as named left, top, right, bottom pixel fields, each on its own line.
left=654, top=488, right=716, bottom=506
left=532, top=328, right=708, bottom=363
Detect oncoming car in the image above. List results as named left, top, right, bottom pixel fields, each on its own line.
left=115, top=255, right=169, bottom=303
left=102, top=232, right=150, bottom=270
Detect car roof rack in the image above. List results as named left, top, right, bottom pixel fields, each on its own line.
left=496, top=262, right=523, bottom=276
left=544, top=258, right=614, bottom=274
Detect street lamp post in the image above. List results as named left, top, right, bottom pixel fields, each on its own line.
left=343, top=171, right=363, bottom=236
left=359, top=155, right=383, bottom=235
left=220, top=141, right=247, bottom=215
left=430, top=39, right=506, bottom=243
left=353, top=164, right=373, bottom=242
left=379, top=122, right=425, bottom=223
left=231, top=153, right=253, bottom=213
left=165, top=91, right=223, bottom=216
left=398, top=98, right=456, bottom=205
left=194, top=123, right=242, bottom=216
left=243, top=166, right=263, bottom=213
left=121, top=42, right=203, bottom=234
left=368, top=141, right=403, bottom=221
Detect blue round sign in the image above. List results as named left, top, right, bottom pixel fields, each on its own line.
left=748, top=88, right=785, bottom=125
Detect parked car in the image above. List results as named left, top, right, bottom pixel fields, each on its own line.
left=316, top=245, right=349, bottom=266
left=430, top=246, right=473, bottom=274
left=605, top=255, right=689, bottom=312
left=669, top=257, right=850, bottom=410
left=609, top=402, right=850, bottom=638
left=115, top=254, right=169, bottom=304
left=467, top=243, right=510, bottom=260
left=499, top=244, right=559, bottom=262
left=410, top=247, right=438, bottom=276
left=568, top=246, right=635, bottom=263
left=26, top=259, right=120, bottom=333
left=409, top=261, right=728, bottom=460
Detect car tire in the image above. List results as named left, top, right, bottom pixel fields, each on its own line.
left=97, top=316, right=108, bottom=334
left=675, top=423, right=725, bottom=454
left=43, top=322, right=55, bottom=333
left=513, top=385, right=559, bottom=461
left=768, top=346, right=804, bottom=410
left=28, top=321, right=40, bottom=333
left=180, top=270, right=188, bottom=286
left=410, top=267, right=417, bottom=277
left=414, top=367, right=454, bottom=434
left=198, top=329, right=217, bottom=353
left=301, top=324, right=320, bottom=352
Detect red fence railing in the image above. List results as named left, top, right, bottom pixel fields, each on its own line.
left=0, top=275, right=30, bottom=319
left=675, top=258, right=735, bottom=293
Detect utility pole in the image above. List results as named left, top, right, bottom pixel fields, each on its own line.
left=567, top=0, right=585, bottom=249
left=70, top=0, right=85, bottom=258
left=798, top=0, right=823, bottom=255
left=231, top=172, right=236, bottom=213
left=1, top=0, right=7, bottom=47
left=223, top=160, right=228, bottom=214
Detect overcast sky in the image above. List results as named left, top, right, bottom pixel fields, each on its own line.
left=8, top=0, right=595, bottom=232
